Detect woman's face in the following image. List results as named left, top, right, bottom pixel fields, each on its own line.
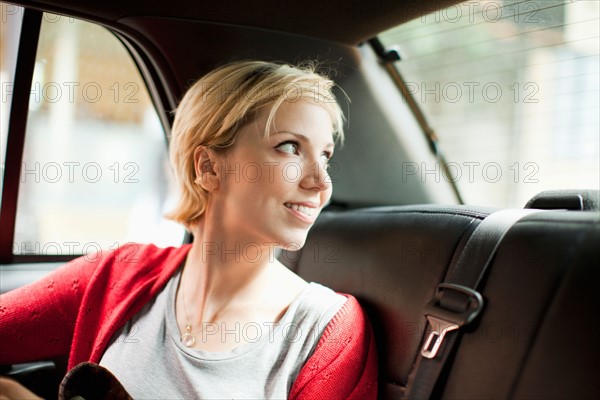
left=210, top=100, right=335, bottom=250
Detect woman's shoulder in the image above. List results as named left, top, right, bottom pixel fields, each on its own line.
left=294, top=282, right=347, bottom=320
left=74, top=242, right=191, bottom=274
left=87, top=242, right=190, bottom=266
left=277, top=282, right=349, bottom=342
left=69, top=242, right=192, bottom=298
left=288, top=290, right=378, bottom=399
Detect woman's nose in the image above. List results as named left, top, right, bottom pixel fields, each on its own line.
left=299, top=160, right=332, bottom=192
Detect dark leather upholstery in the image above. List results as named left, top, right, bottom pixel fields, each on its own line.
left=281, top=204, right=600, bottom=398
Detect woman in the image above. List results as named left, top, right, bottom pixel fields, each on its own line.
left=0, top=61, right=377, bottom=399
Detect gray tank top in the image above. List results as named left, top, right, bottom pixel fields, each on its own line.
left=100, top=268, right=346, bottom=399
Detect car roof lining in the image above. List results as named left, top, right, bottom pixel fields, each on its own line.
left=13, top=0, right=463, bottom=45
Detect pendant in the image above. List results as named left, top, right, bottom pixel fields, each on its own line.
left=181, top=325, right=196, bottom=347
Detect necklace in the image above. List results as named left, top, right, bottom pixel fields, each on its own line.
left=180, top=281, right=196, bottom=347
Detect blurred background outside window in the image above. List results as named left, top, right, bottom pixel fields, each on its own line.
left=381, top=0, right=599, bottom=207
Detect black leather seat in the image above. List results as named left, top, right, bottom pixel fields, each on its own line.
left=282, top=203, right=600, bottom=399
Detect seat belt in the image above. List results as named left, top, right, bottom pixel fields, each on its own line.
left=403, top=209, right=541, bottom=399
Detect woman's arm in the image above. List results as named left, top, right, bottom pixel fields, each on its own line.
left=0, top=256, right=97, bottom=365
left=289, top=295, right=378, bottom=400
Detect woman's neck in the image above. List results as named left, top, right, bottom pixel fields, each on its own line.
left=182, top=217, right=279, bottom=322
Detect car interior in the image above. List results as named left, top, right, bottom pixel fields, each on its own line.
left=0, top=0, right=599, bottom=399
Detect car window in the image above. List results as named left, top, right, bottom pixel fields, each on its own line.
left=379, top=0, right=599, bottom=208
left=5, top=10, right=184, bottom=256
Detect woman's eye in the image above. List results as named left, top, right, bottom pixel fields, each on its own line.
left=321, top=154, right=331, bottom=169
left=277, top=141, right=299, bottom=155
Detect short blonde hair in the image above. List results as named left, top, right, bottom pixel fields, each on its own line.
left=167, top=60, right=346, bottom=227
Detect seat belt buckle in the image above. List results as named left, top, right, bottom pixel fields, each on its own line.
left=421, top=283, right=484, bottom=359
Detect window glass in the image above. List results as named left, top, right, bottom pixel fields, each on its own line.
left=380, top=0, right=599, bottom=207
left=0, top=2, right=23, bottom=203
left=13, top=13, right=184, bottom=255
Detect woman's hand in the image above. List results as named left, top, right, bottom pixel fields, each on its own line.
left=0, top=377, right=42, bottom=400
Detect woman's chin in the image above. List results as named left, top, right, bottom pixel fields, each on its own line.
left=272, top=234, right=308, bottom=251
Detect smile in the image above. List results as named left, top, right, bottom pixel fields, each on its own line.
left=284, top=203, right=316, bottom=217
left=284, top=202, right=320, bottom=224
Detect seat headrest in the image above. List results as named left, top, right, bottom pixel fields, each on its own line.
left=525, top=189, right=599, bottom=211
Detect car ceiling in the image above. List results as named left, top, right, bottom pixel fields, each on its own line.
left=13, top=0, right=461, bottom=45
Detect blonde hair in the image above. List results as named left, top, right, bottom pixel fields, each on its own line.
left=167, top=60, right=346, bottom=227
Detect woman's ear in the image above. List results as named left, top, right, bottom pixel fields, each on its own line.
left=193, top=146, right=220, bottom=191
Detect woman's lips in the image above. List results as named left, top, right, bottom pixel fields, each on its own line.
left=284, top=202, right=318, bottom=224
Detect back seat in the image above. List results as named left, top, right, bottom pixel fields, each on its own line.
left=281, top=202, right=600, bottom=399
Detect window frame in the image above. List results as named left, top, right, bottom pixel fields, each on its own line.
left=0, top=8, right=43, bottom=264
left=0, top=7, right=183, bottom=264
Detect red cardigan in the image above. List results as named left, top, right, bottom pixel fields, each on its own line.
left=0, top=243, right=377, bottom=399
